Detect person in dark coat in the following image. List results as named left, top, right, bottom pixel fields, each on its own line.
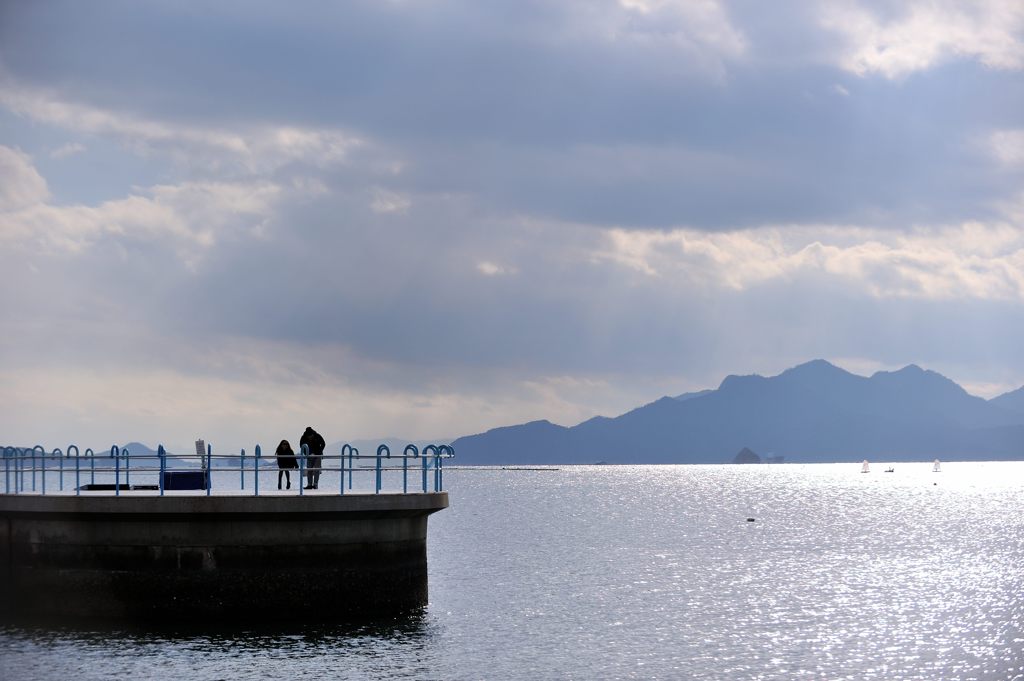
left=300, top=426, right=326, bottom=489
left=275, top=439, right=298, bottom=490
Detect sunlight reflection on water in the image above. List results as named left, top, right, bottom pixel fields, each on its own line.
left=1, top=462, right=1022, bottom=680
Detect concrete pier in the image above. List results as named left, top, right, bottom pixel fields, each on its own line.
left=0, top=492, right=448, bottom=623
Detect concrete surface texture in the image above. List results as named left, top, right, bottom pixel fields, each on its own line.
left=0, top=492, right=449, bottom=623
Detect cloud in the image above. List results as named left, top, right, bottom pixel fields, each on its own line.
left=370, top=188, right=411, bottom=214
left=476, top=261, right=517, bottom=276
left=0, top=1, right=1022, bottom=447
left=49, top=141, right=86, bottom=159
left=990, top=129, right=1024, bottom=165
left=0, top=81, right=363, bottom=173
left=0, top=145, right=49, bottom=211
left=0, top=147, right=282, bottom=258
left=615, top=0, right=747, bottom=71
left=594, top=221, right=1024, bottom=301
left=821, top=0, right=1024, bottom=78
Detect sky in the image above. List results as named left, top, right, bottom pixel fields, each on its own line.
left=1, top=0, right=1023, bottom=454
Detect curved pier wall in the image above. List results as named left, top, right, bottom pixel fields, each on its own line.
left=0, top=493, right=448, bottom=623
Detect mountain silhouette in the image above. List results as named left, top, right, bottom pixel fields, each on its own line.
left=452, top=360, right=1024, bottom=464
left=991, top=386, right=1024, bottom=415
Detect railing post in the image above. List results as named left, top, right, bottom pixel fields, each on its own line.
left=438, top=445, right=453, bottom=491
left=3, top=447, right=14, bottom=494
left=376, top=445, right=390, bottom=494
left=158, top=444, right=166, bottom=497
left=240, top=448, right=246, bottom=491
left=340, top=445, right=350, bottom=495
left=74, top=446, right=81, bottom=496
left=422, top=445, right=437, bottom=493
left=113, top=445, right=121, bottom=497
left=254, top=444, right=261, bottom=497
left=65, top=445, right=79, bottom=493
left=32, top=445, right=43, bottom=491
left=206, top=443, right=212, bottom=496
left=299, top=444, right=307, bottom=497
left=403, top=445, right=419, bottom=494
left=125, top=446, right=131, bottom=487
left=88, top=448, right=95, bottom=485
left=41, top=448, right=49, bottom=496
left=349, top=447, right=355, bottom=490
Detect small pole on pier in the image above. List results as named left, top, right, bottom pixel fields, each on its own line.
left=254, top=444, right=261, bottom=497
left=89, top=448, right=95, bottom=485
left=3, top=447, right=9, bottom=494
left=113, top=445, right=121, bottom=497
left=339, top=445, right=349, bottom=496
left=31, top=445, right=41, bottom=491
left=299, top=444, right=307, bottom=497
left=403, top=445, right=419, bottom=494
left=125, top=446, right=131, bottom=487
left=438, top=445, right=453, bottom=491
left=240, top=448, right=246, bottom=491
left=206, top=443, right=212, bottom=496
left=66, top=445, right=79, bottom=494
left=422, top=445, right=437, bottom=493
left=59, top=446, right=65, bottom=491
left=376, top=445, right=390, bottom=494
left=41, top=448, right=49, bottom=496
left=349, top=447, right=355, bottom=490
left=158, top=444, right=166, bottom=497
left=73, top=445, right=80, bottom=496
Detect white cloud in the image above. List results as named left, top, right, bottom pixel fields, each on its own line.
left=612, top=0, right=746, bottom=75
left=990, top=129, right=1024, bottom=165
left=822, top=0, right=1024, bottom=78
left=0, top=82, right=362, bottom=172
left=595, top=221, right=1024, bottom=301
left=0, top=146, right=281, bottom=259
left=476, top=260, right=517, bottom=276
left=0, top=146, right=49, bottom=212
left=370, top=188, right=411, bottom=214
left=49, top=142, right=87, bottom=159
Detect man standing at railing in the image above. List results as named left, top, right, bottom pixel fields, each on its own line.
left=300, top=426, right=326, bottom=490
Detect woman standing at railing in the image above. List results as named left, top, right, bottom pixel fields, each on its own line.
left=275, top=440, right=298, bottom=490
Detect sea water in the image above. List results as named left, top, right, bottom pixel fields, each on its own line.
left=1, top=462, right=1022, bottom=680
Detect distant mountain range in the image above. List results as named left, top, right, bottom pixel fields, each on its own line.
left=452, top=360, right=1024, bottom=464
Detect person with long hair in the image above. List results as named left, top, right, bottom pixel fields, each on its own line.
left=275, top=439, right=298, bottom=489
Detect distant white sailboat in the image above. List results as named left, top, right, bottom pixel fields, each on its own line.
left=861, top=460, right=870, bottom=473
left=933, top=459, right=941, bottom=473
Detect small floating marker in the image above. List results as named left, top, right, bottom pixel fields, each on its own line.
left=746, top=517, right=756, bottom=522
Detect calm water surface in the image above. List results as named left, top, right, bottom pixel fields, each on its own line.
left=2, top=462, right=1022, bottom=680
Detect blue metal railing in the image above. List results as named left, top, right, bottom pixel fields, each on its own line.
left=0, top=443, right=454, bottom=496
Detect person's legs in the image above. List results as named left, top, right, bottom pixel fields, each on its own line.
left=285, top=470, right=291, bottom=489
left=278, top=469, right=283, bottom=489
